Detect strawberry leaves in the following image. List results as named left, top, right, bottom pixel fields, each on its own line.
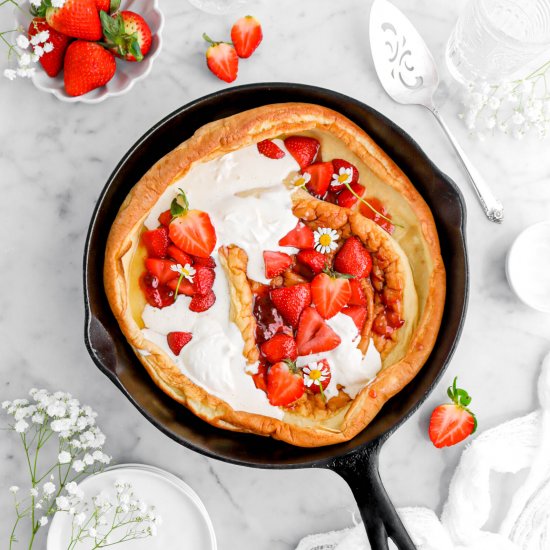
left=170, top=188, right=189, bottom=218
left=447, top=377, right=477, bottom=432
left=101, top=10, right=143, bottom=62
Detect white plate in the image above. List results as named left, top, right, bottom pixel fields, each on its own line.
left=14, top=0, right=164, bottom=103
left=506, top=220, right=550, bottom=313
left=47, top=464, right=217, bottom=550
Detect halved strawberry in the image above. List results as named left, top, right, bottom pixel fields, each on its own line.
left=257, top=139, right=285, bottom=159
left=203, top=34, right=238, bottom=83
left=341, top=305, right=368, bottom=331
left=167, top=332, right=192, bottom=356
left=263, top=251, right=292, bottom=279
left=168, top=190, right=216, bottom=258
left=296, top=249, right=326, bottom=274
left=260, top=333, right=298, bottom=363
left=296, top=307, right=341, bottom=355
left=231, top=15, right=262, bottom=58
left=140, top=272, right=175, bottom=308
left=194, top=266, right=215, bottom=295
left=336, top=183, right=366, bottom=208
left=166, top=277, right=195, bottom=296
left=348, top=278, right=367, bottom=306
left=333, top=236, right=372, bottom=278
left=28, top=18, right=71, bottom=78
left=189, top=289, right=216, bottom=312
left=192, top=255, right=216, bottom=268
left=144, top=258, right=179, bottom=285
left=252, top=362, right=268, bottom=392
left=279, top=222, right=315, bottom=249
left=429, top=378, right=477, bottom=448
left=266, top=360, right=305, bottom=406
left=284, top=136, right=320, bottom=169
left=142, top=227, right=169, bottom=258
left=303, top=162, right=333, bottom=198
left=303, top=358, right=331, bottom=395
left=158, top=209, right=173, bottom=227
left=331, top=159, right=359, bottom=192
left=310, top=271, right=352, bottom=319
left=359, top=197, right=395, bottom=234
left=269, top=283, right=311, bottom=328
left=167, top=245, right=192, bottom=267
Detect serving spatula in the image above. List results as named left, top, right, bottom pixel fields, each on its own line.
left=370, top=0, right=504, bottom=223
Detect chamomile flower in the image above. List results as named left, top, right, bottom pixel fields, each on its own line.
left=331, top=167, right=353, bottom=188
left=302, top=361, right=331, bottom=388
left=170, top=263, right=195, bottom=283
left=290, top=172, right=311, bottom=188
left=313, top=228, right=339, bottom=254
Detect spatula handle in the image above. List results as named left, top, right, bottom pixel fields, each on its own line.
left=429, top=106, right=504, bottom=224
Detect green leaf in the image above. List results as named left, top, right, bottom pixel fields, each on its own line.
left=170, top=189, right=189, bottom=218
left=322, top=266, right=354, bottom=279
left=129, top=38, right=143, bottom=62
left=109, top=0, right=121, bottom=14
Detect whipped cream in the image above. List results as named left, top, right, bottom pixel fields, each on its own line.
left=139, top=142, right=382, bottom=419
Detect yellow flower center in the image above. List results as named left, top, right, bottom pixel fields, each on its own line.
left=309, top=369, right=322, bottom=381
left=338, top=173, right=348, bottom=183
left=294, top=177, right=305, bottom=187
left=319, top=234, right=332, bottom=247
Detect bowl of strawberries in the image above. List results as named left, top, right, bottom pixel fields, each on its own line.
left=14, top=0, right=163, bottom=103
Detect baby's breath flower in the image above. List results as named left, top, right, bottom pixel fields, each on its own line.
left=43, top=482, right=56, bottom=495
left=72, top=460, right=85, bottom=473
left=43, top=42, right=54, bottom=54
left=39, top=516, right=48, bottom=527
left=16, top=35, right=29, bottom=50
left=9, top=486, right=19, bottom=494
left=56, top=496, right=70, bottom=510
left=58, top=451, right=72, bottom=464
left=30, top=488, right=38, bottom=497
left=15, top=419, right=29, bottom=433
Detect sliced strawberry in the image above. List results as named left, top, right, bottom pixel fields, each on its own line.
left=189, top=290, right=216, bottom=312
left=169, top=211, right=216, bottom=258
left=429, top=378, right=477, bottom=448
left=231, top=15, right=262, bottom=58
left=296, top=249, right=327, bottom=274
left=341, top=306, right=368, bottom=331
left=203, top=35, right=238, bottom=83
left=269, top=283, right=311, bottom=329
left=167, top=245, right=192, bottom=267
left=296, top=307, right=341, bottom=356
left=279, top=222, right=315, bottom=249
left=252, top=362, right=268, bottom=392
left=142, top=227, right=169, bottom=259
left=158, top=209, right=173, bottom=227
left=333, top=236, right=372, bottom=278
left=359, top=197, right=395, bottom=234
left=331, top=159, right=359, bottom=192
left=166, top=278, right=195, bottom=296
left=284, top=136, right=320, bottom=169
left=263, top=251, right=292, bottom=279
left=260, top=333, right=298, bottom=363
left=266, top=360, right=305, bottom=406
left=192, top=255, right=216, bottom=268
left=257, top=139, right=285, bottom=159
left=253, top=293, right=291, bottom=343
left=336, top=183, right=366, bottom=208
left=140, top=273, right=175, bottom=308
left=194, top=266, right=215, bottom=295
left=303, top=358, right=331, bottom=394
left=144, top=258, right=179, bottom=285
left=303, top=162, right=333, bottom=198
left=167, top=332, right=192, bottom=356
left=310, top=272, right=352, bottom=319
left=348, top=279, right=367, bottom=306
left=28, top=18, right=71, bottom=78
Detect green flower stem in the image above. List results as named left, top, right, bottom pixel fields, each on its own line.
left=174, top=272, right=185, bottom=297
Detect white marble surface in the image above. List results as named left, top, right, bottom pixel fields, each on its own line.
left=1, top=0, right=550, bottom=548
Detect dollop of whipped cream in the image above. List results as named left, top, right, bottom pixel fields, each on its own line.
left=140, top=141, right=382, bottom=419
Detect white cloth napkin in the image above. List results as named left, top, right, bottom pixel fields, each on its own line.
left=296, top=352, right=550, bottom=550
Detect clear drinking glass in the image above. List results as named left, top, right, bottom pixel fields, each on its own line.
left=446, top=0, right=550, bottom=84
left=187, top=0, right=249, bottom=14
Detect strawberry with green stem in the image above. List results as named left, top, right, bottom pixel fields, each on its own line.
left=310, top=267, right=353, bottom=319
left=203, top=33, right=238, bottom=83
left=101, top=9, right=152, bottom=62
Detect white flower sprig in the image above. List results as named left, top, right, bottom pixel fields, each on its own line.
left=459, top=59, right=550, bottom=140
left=63, top=480, right=161, bottom=550
left=2, top=389, right=111, bottom=549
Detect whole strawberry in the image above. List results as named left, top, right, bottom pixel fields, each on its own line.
left=64, top=41, right=116, bottom=97
left=28, top=17, right=71, bottom=78
left=45, top=0, right=102, bottom=41
left=429, top=378, right=477, bottom=448
left=101, top=10, right=152, bottom=62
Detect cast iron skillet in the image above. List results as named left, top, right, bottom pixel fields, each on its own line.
left=83, top=83, right=468, bottom=550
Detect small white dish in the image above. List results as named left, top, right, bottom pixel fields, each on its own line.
left=506, top=220, right=550, bottom=313
left=14, top=0, right=164, bottom=104
left=47, top=463, right=217, bottom=550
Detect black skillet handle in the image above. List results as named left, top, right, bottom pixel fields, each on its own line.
left=84, top=313, right=118, bottom=376
left=328, top=440, right=416, bottom=550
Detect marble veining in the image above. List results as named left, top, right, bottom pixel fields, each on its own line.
left=1, top=0, right=549, bottom=548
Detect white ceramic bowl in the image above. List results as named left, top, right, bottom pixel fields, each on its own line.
left=14, top=0, right=164, bottom=104
left=506, top=220, right=550, bottom=313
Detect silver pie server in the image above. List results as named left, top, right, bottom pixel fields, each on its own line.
left=369, top=0, right=504, bottom=223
